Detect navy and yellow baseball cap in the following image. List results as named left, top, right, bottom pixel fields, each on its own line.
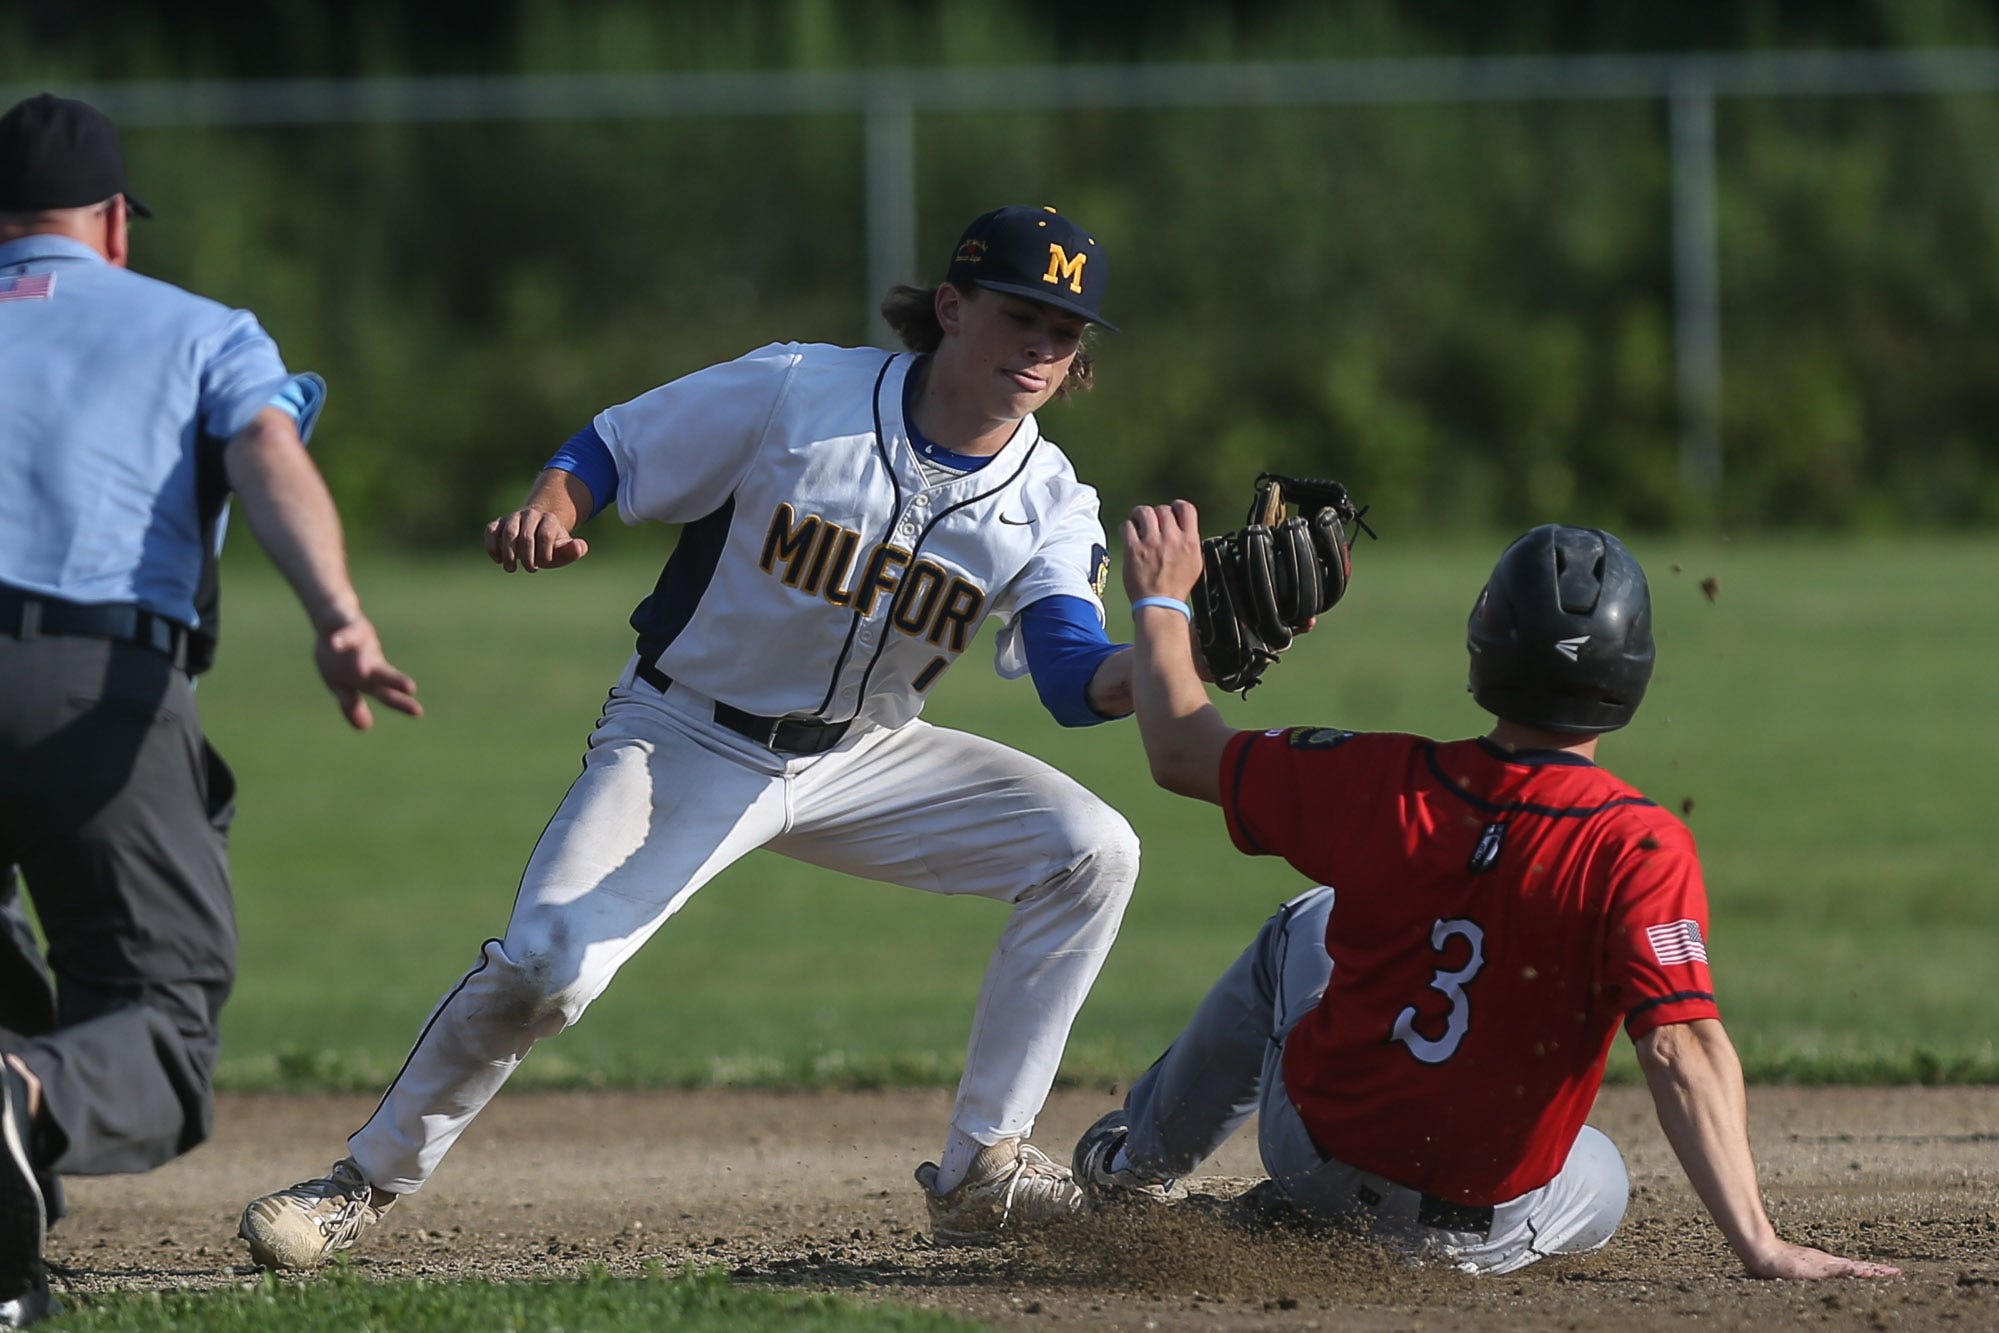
left=0, top=93, right=153, bottom=218
left=945, top=205, right=1117, bottom=332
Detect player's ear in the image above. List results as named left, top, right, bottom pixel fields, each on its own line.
left=934, top=282, right=966, bottom=337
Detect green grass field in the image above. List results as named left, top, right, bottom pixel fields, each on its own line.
left=191, top=533, right=1997, bottom=1090
left=51, top=1265, right=978, bottom=1331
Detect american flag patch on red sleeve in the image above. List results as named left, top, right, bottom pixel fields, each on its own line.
left=0, top=273, right=55, bottom=302
left=1645, top=919, right=1708, bottom=966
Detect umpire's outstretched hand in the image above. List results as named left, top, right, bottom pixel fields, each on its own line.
left=222, top=407, right=423, bottom=733
left=315, top=615, right=421, bottom=731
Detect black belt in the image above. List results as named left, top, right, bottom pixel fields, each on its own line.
left=633, top=659, right=852, bottom=756
left=0, top=587, right=191, bottom=669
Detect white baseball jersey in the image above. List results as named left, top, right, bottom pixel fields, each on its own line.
left=342, top=342, right=1142, bottom=1200
left=595, top=342, right=1108, bottom=732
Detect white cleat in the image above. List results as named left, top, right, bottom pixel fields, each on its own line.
left=238, top=1158, right=397, bottom=1271
left=914, top=1139, right=1083, bottom=1244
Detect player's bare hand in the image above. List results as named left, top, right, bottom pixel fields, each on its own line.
left=485, top=506, right=590, bottom=573
left=313, top=616, right=422, bottom=731
left=1121, top=500, right=1203, bottom=602
left=1744, top=1241, right=1901, bottom=1281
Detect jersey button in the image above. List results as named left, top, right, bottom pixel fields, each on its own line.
left=900, top=523, right=916, bottom=537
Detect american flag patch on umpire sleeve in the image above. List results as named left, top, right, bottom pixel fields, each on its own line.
left=1646, top=919, right=1708, bottom=966
left=0, top=273, right=55, bottom=302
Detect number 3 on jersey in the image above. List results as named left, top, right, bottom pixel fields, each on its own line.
left=1390, top=918, right=1487, bottom=1064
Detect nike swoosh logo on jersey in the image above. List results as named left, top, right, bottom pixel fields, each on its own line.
left=1000, top=513, right=1031, bottom=525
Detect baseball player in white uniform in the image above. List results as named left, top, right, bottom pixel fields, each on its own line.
left=239, top=205, right=1142, bottom=1263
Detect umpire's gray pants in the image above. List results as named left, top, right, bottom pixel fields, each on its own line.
left=1120, top=886, right=1628, bottom=1275
left=0, top=633, right=236, bottom=1179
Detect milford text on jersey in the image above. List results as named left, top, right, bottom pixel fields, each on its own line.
left=759, top=504, right=985, bottom=651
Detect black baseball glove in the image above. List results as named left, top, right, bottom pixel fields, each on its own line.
left=1192, top=473, right=1373, bottom=696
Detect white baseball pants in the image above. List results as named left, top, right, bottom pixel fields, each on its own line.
left=1120, top=886, right=1628, bottom=1275
left=348, top=661, right=1138, bottom=1193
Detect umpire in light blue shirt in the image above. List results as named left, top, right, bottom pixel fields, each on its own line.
left=0, top=92, right=420, bottom=1326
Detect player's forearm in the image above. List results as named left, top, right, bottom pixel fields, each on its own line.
left=1131, top=608, right=1232, bottom=802
left=522, top=467, right=596, bottom=528
left=224, top=407, right=364, bottom=634
left=1638, top=1020, right=1783, bottom=1271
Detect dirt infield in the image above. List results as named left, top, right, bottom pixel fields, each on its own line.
left=48, top=1087, right=1997, bottom=1330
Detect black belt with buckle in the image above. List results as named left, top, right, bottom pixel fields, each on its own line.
left=0, top=587, right=191, bottom=668
left=633, top=659, right=852, bottom=756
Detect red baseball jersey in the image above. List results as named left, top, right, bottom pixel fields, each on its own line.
left=1221, top=727, right=1720, bottom=1207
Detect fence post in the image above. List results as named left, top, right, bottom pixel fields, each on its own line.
left=1669, top=70, right=1724, bottom=503
left=864, top=86, right=918, bottom=346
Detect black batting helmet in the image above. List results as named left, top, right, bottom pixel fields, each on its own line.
left=1467, top=525, right=1654, bottom=734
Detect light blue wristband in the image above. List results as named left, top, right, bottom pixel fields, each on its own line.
left=1130, top=596, right=1193, bottom=620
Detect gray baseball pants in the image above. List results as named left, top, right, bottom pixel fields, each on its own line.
left=1120, top=886, right=1629, bottom=1275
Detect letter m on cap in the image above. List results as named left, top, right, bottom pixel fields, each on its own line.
left=1043, top=244, right=1087, bottom=294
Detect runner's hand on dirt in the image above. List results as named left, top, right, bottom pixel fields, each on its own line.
left=1746, top=1241, right=1901, bottom=1280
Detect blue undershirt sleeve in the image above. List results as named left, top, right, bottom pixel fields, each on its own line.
left=543, top=422, right=620, bottom=520
left=1020, top=594, right=1128, bottom=728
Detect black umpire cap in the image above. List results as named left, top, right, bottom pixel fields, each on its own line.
left=0, top=92, right=153, bottom=218
left=945, top=205, right=1117, bottom=332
